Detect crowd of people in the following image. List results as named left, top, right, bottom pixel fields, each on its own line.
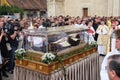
left=0, top=15, right=120, bottom=80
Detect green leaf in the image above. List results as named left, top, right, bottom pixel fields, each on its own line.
left=0, top=5, right=23, bottom=15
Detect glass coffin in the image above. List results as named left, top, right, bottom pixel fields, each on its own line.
left=23, top=25, right=89, bottom=54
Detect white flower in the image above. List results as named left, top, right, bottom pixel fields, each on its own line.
left=15, top=48, right=26, bottom=54
left=41, top=53, right=47, bottom=60
left=15, top=48, right=26, bottom=60
left=41, top=52, right=56, bottom=64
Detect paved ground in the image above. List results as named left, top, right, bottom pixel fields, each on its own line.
left=2, top=73, right=13, bottom=80
left=99, top=55, right=104, bottom=66
left=2, top=55, right=105, bottom=80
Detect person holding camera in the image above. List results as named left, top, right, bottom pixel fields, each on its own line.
left=1, top=20, right=20, bottom=74
left=0, top=21, right=10, bottom=78
left=7, top=21, right=19, bottom=74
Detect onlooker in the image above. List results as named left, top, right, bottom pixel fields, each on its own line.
left=74, top=18, right=81, bottom=27
left=107, top=54, right=120, bottom=80
left=0, top=21, right=10, bottom=77
left=27, top=24, right=44, bottom=51
left=0, top=29, right=10, bottom=77
left=17, top=27, right=24, bottom=49
left=0, top=21, right=3, bottom=80
left=92, top=17, right=101, bottom=41
left=87, top=20, right=95, bottom=44
left=8, top=21, right=19, bottom=74
left=100, top=29, right=120, bottom=80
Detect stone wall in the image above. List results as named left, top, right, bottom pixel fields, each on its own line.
left=47, top=0, right=65, bottom=17
left=47, top=0, right=120, bottom=17
left=64, top=0, right=108, bottom=17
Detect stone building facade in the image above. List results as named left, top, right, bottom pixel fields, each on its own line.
left=47, top=0, right=120, bottom=17
left=0, top=0, right=47, bottom=18
left=1, top=0, right=120, bottom=17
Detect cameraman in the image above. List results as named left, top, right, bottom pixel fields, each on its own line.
left=8, top=22, right=20, bottom=74
left=0, top=21, right=10, bottom=78
left=0, top=20, right=19, bottom=73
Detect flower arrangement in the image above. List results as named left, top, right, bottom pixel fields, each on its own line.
left=41, top=52, right=56, bottom=64
left=89, top=41, right=97, bottom=47
left=41, top=52, right=66, bottom=76
left=15, top=48, right=26, bottom=60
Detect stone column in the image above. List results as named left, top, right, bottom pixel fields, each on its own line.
left=107, top=0, right=113, bottom=16
left=47, top=0, right=65, bottom=17
left=47, top=0, right=56, bottom=17
left=37, top=11, right=40, bottom=17
left=55, top=0, right=65, bottom=16
left=113, top=0, right=119, bottom=16
left=119, top=0, right=120, bottom=15
left=24, top=11, right=27, bottom=18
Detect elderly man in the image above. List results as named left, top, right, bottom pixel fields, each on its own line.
left=107, top=54, right=120, bottom=80
left=100, top=29, right=120, bottom=80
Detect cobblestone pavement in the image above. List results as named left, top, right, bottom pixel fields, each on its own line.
left=2, top=72, right=13, bottom=80
left=2, top=55, right=105, bottom=80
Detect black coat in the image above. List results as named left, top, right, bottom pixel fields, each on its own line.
left=0, top=36, right=10, bottom=58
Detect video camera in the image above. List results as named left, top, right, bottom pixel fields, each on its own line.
left=2, top=22, right=13, bottom=35
left=12, top=22, right=22, bottom=31
left=2, top=21, right=21, bottom=35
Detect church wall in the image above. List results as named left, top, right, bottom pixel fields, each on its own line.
left=113, top=0, right=120, bottom=16
left=64, top=0, right=108, bottom=17
left=47, top=0, right=120, bottom=17
left=55, top=0, right=65, bottom=16
left=47, top=0, right=65, bottom=17
left=91, top=0, right=108, bottom=16
left=107, top=0, right=113, bottom=16
left=47, top=0, right=56, bottom=17
left=119, top=0, right=120, bottom=15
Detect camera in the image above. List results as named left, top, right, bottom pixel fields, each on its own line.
left=2, top=21, right=21, bottom=35
left=2, top=22, right=13, bottom=35
left=13, top=22, right=20, bottom=29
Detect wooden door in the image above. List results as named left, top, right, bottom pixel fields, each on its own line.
left=83, top=8, right=88, bottom=17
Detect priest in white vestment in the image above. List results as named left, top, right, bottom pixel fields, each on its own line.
left=96, top=20, right=109, bottom=55
left=100, top=29, right=120, bottom=80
